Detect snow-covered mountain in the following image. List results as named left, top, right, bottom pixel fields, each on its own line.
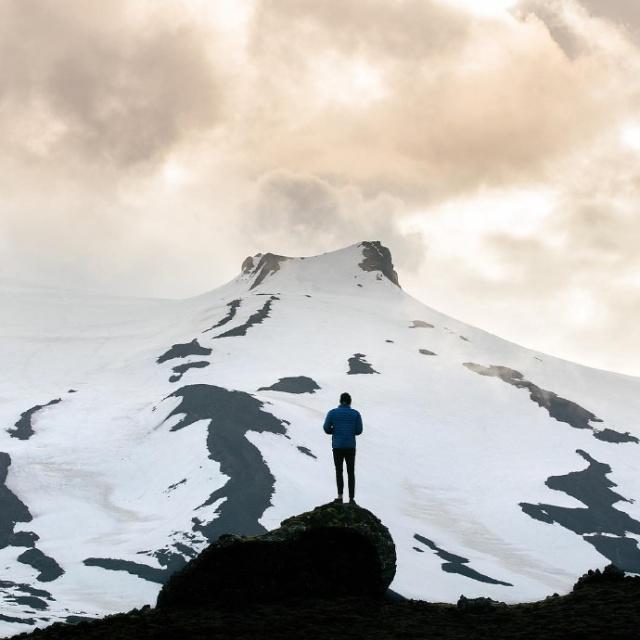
left=2, top=241, right=640, bottom=635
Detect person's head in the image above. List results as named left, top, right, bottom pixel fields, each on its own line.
left=339, top=392, right=352, bottom=406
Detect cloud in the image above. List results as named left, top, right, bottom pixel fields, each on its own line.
left=578, top=0, right=640, bottom=39
left=244, top=169, right=425, bottom=271
left=241, top=0, right=632, bottom=203
left=0, top=0, right=222, bottom=169
left=400, top=132, right=640, bottom=375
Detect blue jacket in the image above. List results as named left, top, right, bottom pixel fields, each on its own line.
left=323, top=405, right=363, bottom=449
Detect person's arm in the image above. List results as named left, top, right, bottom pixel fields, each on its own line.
left=323, top=410, right=334, bottom=434
left=355, top=411, right=363, bottom=436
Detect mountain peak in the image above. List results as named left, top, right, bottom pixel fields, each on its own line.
left=239, top=241, right=400, bottom=291
left=358, top=241, right=400, bottom=288
left=241, top=252, right=290, bottom=290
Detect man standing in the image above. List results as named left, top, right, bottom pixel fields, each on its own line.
left=323, top=392, right=363, bottom=504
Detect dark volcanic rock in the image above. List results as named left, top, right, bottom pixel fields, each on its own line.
left=156, top=502, right=396, bottom=609
left=9, top=398, right=62, bottom=440
left=258, top=376, right=320, bottom=394
left=203, top=299, right=242, bottom=333
left=414, top=534, right=512, bottom=587
left=214, top=296, right=277, bottom=339
left=463, top=363, right=635, bottom=444
left=85, top=384, right=288, bottom=584
left=17, top=549, right=64, bottom=582
left=463, top=363, right=601, bottom=431
left=242, top=253, right=290, bottom=290
left=519, top=449, right=640, bottom=572
left=0, top=453, right=32, bottom=549
left=347, top=353, right=379, bottom=375
left=168, top=361, right=209, bottom=383
left=156, top=339, right=211, bottom=364
left=593, top=428, right=639, bottom=444
left=358, top=241, right=400, bottom=287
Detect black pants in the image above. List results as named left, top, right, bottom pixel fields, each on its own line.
left=333, top=448, right=356, bottom=499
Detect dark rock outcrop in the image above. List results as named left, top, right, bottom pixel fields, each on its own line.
left=347, top=353, right=379, bottom=375
left=156, top=339, right=211, bottom=364
left=358, top=241, right=400, bottom=287
left=156, top=502, right=396, bottom=609
left=258, top=376, right=320, bottom=394
left=572, top=564, right=625, bottom=590
left=463, top=363, right=636, bottom=444
left=456, top=595, right=506, bottom=612
left=9, top=398, right=62, bottom=440
left=241, top=253, right=290, bottom=290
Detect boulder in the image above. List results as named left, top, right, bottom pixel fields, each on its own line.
left=156, top=502, right=396, bottom=609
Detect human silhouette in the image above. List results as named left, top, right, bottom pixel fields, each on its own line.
left=323, top=392, right=363, bottom=504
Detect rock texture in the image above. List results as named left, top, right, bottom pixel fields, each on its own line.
left=156, top=502, right=396, bottom=609
left=241, top=253, right=290, bottom=290
left=358, top=241, right=400, bottom=287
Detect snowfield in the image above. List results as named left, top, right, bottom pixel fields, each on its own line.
left=1, top=241, right=639, bottom=636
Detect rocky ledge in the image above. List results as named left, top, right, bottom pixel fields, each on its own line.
left=156, top=501, right=396, bottom=608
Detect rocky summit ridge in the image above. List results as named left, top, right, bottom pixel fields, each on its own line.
left=238, top=240, right=401, bottom=291
left=156, top=502, right=396, bottom=609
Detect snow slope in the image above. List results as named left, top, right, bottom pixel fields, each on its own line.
left=1, top=242, right=640, bottom=635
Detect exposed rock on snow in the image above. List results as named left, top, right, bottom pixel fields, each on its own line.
left=156, top=502, right=396, bottom=609
left=156, top=339, right=211, bottom=364
left=242, top=253, right=290, bottom=290
left=84, top=384, right=289, bottom=585
left=258, top=376, right=320, bottom=394
left=163, top=385, right=288, bottom=544
left=214, top=296, right=278, bottom=338
left=169, top=361, right=209, bottom=383
left=358, top=241, right=400, bottom=287
left=413, top=534, right=512, bottom=586
left=0, top=453, right=33, bottom=549
left=9, top=398, right=62, bottom=440
left=347, top=353, right=379, bottom=375
left=16, top=549, right=64, bottom=583
left=592, top=428, right=638, bottom=444
left=463, top=363, right=634, bottom=443
left=520, top=449, right=640, bottom=572
left=203, top=299, right=242, bottom=333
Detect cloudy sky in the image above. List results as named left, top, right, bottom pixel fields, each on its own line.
left=1, top=0, right=639, bottom=375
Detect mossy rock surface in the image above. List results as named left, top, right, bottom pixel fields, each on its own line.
left=156, top=502, right=396, bottom=609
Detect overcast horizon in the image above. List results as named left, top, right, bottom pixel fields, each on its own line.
left=2, top=0, right=640, bottom=376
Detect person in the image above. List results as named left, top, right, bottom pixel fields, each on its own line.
left=323, top=392, right=363, bottom=504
